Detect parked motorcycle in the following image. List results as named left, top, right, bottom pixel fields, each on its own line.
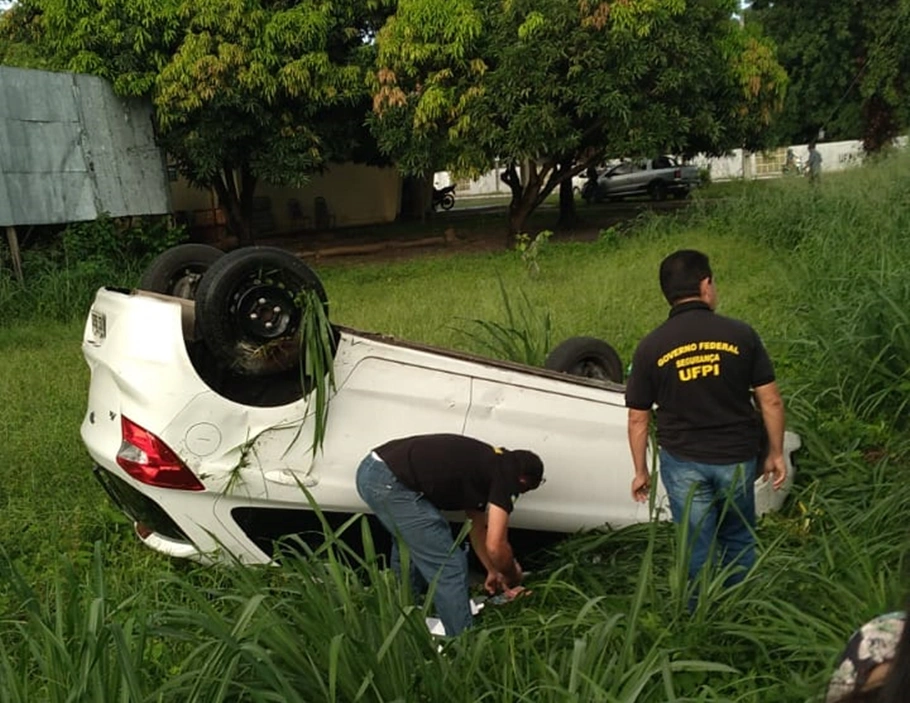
left=432, top=184, right=456, bottom=211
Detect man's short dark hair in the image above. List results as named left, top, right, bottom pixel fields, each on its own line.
left=510, top=450, right=544, bottom=490
left=659, top=250, right=712, bottom=304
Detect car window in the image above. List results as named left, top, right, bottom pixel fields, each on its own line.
left=654, top=156, right=673, bottom=169
left=608, top=163, right=634, bottom=176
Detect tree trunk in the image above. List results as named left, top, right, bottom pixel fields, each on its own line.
left=398, top=174, right=434, bottom=222
left=212, top=165, right=258, bottom=247
left=420, top=174, right=433, bottom=223
left=502, top=160, right=557, bottom=246
left=212, top=177, right=243, bottom=246
left=238, top=166, right=257, bottom=245
left=557, top=177, right=577, bottom=228
left=507, top=196, right=536, bottom=243
left=862, top=94, right=899, bottom=153
left=501, top=164, right=524, bottom=246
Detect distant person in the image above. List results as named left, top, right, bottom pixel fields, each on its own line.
left=624, top=250, right=787, bottom=602
left=355, top=433, right=545, bottom=636
left=582, top=164, right=600, bottom=203
left=784, top=147, right=802, bottom=175
left=826, top=609, right=910, bottom=702
left=807, top=141, right=823, bottom=182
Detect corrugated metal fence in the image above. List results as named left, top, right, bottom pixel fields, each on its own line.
left=0, top=66, right=170, bottom=227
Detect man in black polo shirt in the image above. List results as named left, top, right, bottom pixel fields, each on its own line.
left=354, top=433, right=544, bottom=636
left=625, top=249, right=786, bottom=597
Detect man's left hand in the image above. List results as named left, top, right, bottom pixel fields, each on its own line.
left=763, top=453, right=787, bottom=490
left=485, top=559, right=524, bottom=594
left=631, top=473, right=650, bottom=502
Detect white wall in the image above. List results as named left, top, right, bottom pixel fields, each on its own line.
left=171, top=162, right=402, bottom=234
left=436, top=167, right=509, bottom=196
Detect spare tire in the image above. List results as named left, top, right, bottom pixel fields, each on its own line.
left=195, top=247, right=329, bottom=376
left=544, top=336, right=623, bottom=383
left=139, top=244, right=224, bottom=299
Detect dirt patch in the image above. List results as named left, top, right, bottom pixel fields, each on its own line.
left=303, top=225, right=603, bottom=266
left=251, top=200, right=687, bottom=266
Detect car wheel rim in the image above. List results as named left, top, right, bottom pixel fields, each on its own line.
left=231, top=279, right=299, bottom=341
left=170, top=269, right=204, bottom=298
left=570, top=359, right=610, bottom=380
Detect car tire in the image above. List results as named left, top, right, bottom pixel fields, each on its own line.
left=440, top=193, right=455, bottom=210
left=544, top=337, right=624, bottom=383
left=139, top=244, right=224, bottom=299
left=195, top=246, right=329, bottom=376
left=648, top=181, right=668, bottom=201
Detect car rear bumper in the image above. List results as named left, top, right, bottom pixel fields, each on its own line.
left=92, top=465, right=206, bottom=561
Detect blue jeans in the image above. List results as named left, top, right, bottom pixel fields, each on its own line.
left=355, top=453, right=473, bottom=636
left=659, top=449, right=757, bottom=589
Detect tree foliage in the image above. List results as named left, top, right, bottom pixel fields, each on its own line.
left=749, top=0, right=910, bottom=151
left=371, top=0, right=786, bottom=237
left=1, top=0, right=391, bottom=243
left=0, top=1, right=50, bottom=68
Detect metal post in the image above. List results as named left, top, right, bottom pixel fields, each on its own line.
left=739, top=2, right=749, bottom=180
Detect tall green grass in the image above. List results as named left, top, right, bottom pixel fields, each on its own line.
left=693, top=154, right=910, bottom=449
left=3, top=154, right=910, bottom=700
left=451, top=276, right=555, bottom=366
left=3, top=460, right=907, bottom=701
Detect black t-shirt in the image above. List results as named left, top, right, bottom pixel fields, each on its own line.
left=624, top=301, right=775, bottom=464
left=374, top=434, right=522, bottom=513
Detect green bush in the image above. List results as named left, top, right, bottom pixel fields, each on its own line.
left=0, top=216, right=186, bottom=325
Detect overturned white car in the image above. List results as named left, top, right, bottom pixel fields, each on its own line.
left=80, top=245, right=800, bottom=564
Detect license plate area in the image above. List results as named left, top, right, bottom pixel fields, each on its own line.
left=91, top=311, right=106, bottom=341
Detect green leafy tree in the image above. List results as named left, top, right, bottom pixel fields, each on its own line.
left=0, top=1, right=50, bottom=68
left=371, top=0, right=786, bottom=239
left=1, top=0, right=391, bottom=244
left=749, top=0, right=910, bottom=151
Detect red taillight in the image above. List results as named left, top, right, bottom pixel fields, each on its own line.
left=116, top=416, right=204, bottom=491
left=674, top=168, right=681, bottom=178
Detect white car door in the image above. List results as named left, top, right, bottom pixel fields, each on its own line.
left=462, top=375, right=647, bottom=532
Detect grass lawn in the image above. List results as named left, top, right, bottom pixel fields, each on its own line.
left=2, top=154, right=910, bottom=700
left=319, top=225, right=795, bottom=366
